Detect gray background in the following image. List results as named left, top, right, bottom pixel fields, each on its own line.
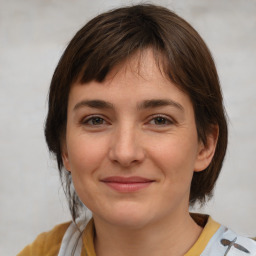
left=0, top=0, right=256, bottom=255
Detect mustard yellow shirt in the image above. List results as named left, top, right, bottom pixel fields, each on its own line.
left=17, top=215, right=221, bottom=256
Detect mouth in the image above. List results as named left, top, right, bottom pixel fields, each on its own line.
left=100, top=176, right=155, bottom=192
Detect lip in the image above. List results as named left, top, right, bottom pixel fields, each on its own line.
left=100, top=176, right=155, bottom=192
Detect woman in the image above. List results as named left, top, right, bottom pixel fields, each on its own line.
left=18, top=4, right=256, bottom=256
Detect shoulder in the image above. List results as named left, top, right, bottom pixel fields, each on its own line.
left=203, top=223, right=256, bottom=256
left=190, top=214, right=256, bottom=256
left=232, top=234, right=256, bottom=255
left=17, top=221, right=71, bottom=256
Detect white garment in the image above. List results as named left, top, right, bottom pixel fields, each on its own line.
left=58, top=211, right=91, bottom=256
left=202, top=225, right=256, bottom=256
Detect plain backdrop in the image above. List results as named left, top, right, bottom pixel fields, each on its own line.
left=0, top=0, right=256, bottom=255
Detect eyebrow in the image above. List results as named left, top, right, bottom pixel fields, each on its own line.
left=73, top=99, right=184, bottom=112
left=74, top=100, right=114, bottom=111
left=137, top=99, right=184, bottom=111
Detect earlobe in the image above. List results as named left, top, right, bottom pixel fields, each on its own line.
left=194, top=125, right=219, bottom=172
left=62, top=143, right=71, bottom=172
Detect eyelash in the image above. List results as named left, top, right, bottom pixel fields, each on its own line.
left=80, top=114, right=175, bottom=127
left=81, top=115, right=108, bottom=126
left=147, top=115, right=174, bottom=126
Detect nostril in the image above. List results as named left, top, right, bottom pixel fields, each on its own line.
left=108, top=144, right=145, bottom=167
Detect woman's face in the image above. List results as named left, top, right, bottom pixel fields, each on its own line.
left=62, top=50, right=212, bottom=229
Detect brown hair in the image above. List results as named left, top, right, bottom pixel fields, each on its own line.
left=45, top=4, right=228, bottom=220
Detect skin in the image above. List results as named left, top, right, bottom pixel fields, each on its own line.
left=62, top=49, right=218, bottom=256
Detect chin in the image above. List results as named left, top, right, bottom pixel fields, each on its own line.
left=108, top=214, right=150, bottom=230
left=94, top=203, right=153, bottom=230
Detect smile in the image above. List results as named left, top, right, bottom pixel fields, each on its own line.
left=100, top=176, right=155, bottom=192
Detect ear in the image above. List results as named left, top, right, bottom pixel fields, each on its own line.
left=61, top=141, right=71, bottom=172
left=194, top=125, right=219, bottom=172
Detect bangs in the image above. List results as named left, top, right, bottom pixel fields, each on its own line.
left=78, top=46, right=170, bottom=85
left=72, top=13, right=166, bottom=84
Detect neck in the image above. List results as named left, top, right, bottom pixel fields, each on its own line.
left=94, top=211, right=202, bottom=256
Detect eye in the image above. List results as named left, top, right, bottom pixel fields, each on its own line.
left=148, top=115, right=173, bottom=126
left=82, top=116, right=107, bottom=126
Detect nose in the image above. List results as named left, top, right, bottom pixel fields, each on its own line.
left=108, top=125, right=146, bottom=167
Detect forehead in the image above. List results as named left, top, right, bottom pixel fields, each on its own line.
left=76, top=48, right=172, bottom=90
left=108, top=49, right=166, bottom=79
left=73, top=50, right=170, bottom=93
left=69, top=49, right=194, bottom=115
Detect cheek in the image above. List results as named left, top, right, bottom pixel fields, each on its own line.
left=67, top=134, right=108, bottom=176
left=148, top=135, right=198, bottom=184
left=66, top=135, right=110, bottom=209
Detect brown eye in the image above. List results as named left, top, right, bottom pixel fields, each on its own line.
left=149, top=116, right=172, bottom=125
left=83, top=116, right=106, bottom=125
